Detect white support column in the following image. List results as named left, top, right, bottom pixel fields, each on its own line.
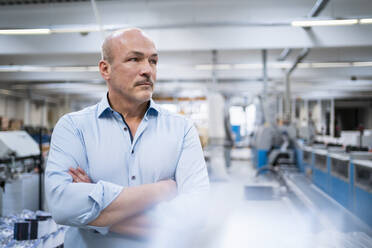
left=304, top=99, right=309, bottom=123
left=330, top=99, right=335, bottom=137
left=64, top=94, right=70, bottom=114
left=318, top=99, right=322, bottom=135
left=278, top=95, right=284, bottom=121
left=41, top=101, right=48, bottom=128
left=291, top=98, right=296, bottom=123
left=207, top=92, right=225, bottom=140
left=24, top=99, right=30, bottom=126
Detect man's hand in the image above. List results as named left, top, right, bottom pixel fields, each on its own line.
left=68, top=167, right=91, bottom=183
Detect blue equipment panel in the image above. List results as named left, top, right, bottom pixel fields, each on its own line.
left=295, top=148, right=305, bottom=172
left=330, top=176, right=350, bottom=209
left=352, top=162, right=372, bottom=228
left=313, top=153, right=330, bottom=194
left=231, top=125, right=241, bottom=142
left=257, top=149, right=268, bottom=169
left=354, top=187, right=372, bottom=227
left=330, top=157, right=350, bottom=210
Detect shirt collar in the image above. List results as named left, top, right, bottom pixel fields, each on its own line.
left=97, top=93, right=112, bottom=118
left=145, top=98, right=160, bottom=120
left=98, top=93, right=160, bottom=119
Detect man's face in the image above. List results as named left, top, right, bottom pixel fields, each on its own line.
left=105, top=32, right=158, bottom=104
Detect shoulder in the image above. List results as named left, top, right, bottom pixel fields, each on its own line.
left=156, top=107, right=195, bottom=132
left=55, top=103, right=99, bottom=130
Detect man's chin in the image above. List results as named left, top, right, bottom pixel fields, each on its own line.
left=136, top=91, right=153, bottom=102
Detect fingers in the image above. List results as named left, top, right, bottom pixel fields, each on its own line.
left=68, top=168, right=82, bottom=182
left=76, top=167, right=91, bottom=182
left=68, top=167, right=92, bottom=183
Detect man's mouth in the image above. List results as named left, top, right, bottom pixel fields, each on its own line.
left=136, top=80, right=153, bottom=87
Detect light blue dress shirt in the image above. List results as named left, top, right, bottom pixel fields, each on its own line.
left=45, top=95, right=209, bottom=248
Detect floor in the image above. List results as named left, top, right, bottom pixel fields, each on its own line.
left=181, top=147, right=372, bottom=248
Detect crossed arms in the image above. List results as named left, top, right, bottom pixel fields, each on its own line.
left=68, top=167, right=176, bottom=237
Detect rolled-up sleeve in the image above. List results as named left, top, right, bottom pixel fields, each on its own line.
left=45, top=115, right=122, bottom=234
left=175, top=121, right=209, bottom=195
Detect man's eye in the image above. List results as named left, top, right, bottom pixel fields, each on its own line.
left=150, top=59, right=158, bottom=65
left=128, top=58, right=138, bottom=62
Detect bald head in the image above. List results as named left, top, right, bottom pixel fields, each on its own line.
left=101, top=28, right=155, bottom=64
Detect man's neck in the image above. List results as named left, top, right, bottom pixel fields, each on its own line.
left=107, top=92, right=149, bottom=121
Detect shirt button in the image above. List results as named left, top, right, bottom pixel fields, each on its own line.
left=124, top=127, right=128, bottom=131
left=131, top=175, right=136, bottom=180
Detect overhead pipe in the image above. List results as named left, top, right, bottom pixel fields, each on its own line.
left=211, top=50, right=218, bottom=85
left=276, top=0, right=330, bottom=61
left=90, top=0, right=106, bottom=39
left=308, top=0, right=330, bottom=18
left=262, top=49, right=268, bottom=97
left=284, top=48, right=310, bottom=121
left=277, top=48, right=292, bottom=61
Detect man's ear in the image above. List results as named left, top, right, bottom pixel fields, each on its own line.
left=99, top=60, right=111, bottom=80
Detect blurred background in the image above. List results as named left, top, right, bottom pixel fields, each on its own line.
left=0, top=0, right=371, bottom=247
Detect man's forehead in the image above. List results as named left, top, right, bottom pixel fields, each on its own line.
left=114, top=33, right=156, bottom=54
left=113, top=29, right=155, bottom=46
left=127, top=51, right=158, bottom=57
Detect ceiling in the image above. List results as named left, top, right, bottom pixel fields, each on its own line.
left=0, top=0, right=371, bottom=102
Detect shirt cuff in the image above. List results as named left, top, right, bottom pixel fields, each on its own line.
left=85, top=180, right=123, bottom=235
left=88, top=180, right=123, bottom=211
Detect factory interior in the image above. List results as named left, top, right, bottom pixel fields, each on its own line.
left=0, top=0, right=372, bottom=247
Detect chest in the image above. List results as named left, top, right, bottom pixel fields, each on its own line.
left=80, top=118, right=184, bottom=186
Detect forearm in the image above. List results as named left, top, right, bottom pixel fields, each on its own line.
left=89, top=180, right=175, bottom=227
left=109, top=213, right=153, bottom=238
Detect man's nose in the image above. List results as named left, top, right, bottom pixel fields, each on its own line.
left=139, top=61, right=153, bottom=78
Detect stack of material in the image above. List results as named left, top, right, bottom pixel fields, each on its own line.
left=0, top=209, right=67, bottom=248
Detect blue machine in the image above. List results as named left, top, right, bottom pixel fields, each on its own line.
left=256, top=149, right=268, bottom=169
left=352, top=159, right=372, bottom=227
left=312, top=149, right=330, bottom=194
left=251, top=126, right=273, bottom=169
left=231, top=125, right=241, bottom=142
left=329, top=154, right=352, bottom=210
left=297, top=145, right=372, bottom=228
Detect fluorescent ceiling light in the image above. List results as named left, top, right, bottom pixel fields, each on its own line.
left=0, top=65, right=99, bottom=72
left=195, top=64, right=231, bottom=70
left=234, top=64, right=262, bottom=69
left=195, top=64, right=213, bottom=70
left=216, top=64, right=232, bottom=70
left=297, top=63, right=311, bottom=68
left=0, top=29, right=51, bottom=35
left=352, top=62, right=372, bottom=67
left=291, top=19, right=358, bottom=27
left=51, top=27, right=100, bottom=34
left=311, top=62, right=352, bottom=68
left=359, top=18, right=372, bottom=24
left=270, top=63, right=291, bottom=69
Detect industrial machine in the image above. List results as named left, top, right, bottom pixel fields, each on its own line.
left=0, top=131, right=42, bottom=216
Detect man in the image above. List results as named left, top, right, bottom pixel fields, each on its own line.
left=45, top=28, right=209, bottom=248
